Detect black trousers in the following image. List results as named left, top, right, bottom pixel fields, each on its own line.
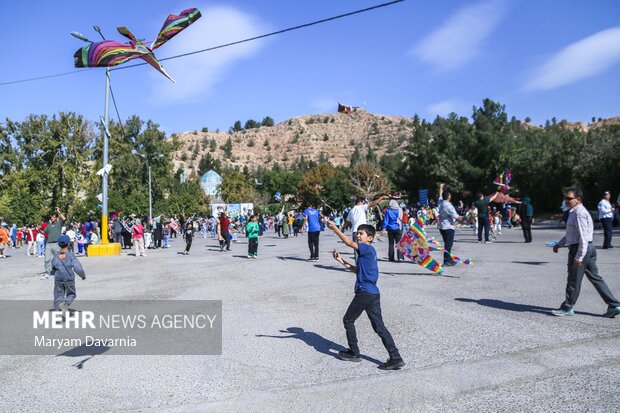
left=343, top=292, right=400, bottom=358
left=248, top=238, right=258, bottom=255
left=387, top=229, right=402, bottom=261
left=521, top=217, right=533, bottom=243
left=307, top=231, right=320, bottom=259
left=477, top=216, right=490, bottom=242
left=220, top=231, right=231, bottom=251
left=600, top=218, right=613, bottom=248
left=560, top=243, right=620, bottom=310
left=122, top=232, right=132, bottom=249
left=439, top=228, right=455, bottom=263
left=185, top=237, right=193, bottom=253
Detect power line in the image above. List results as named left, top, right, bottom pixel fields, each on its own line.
left=0, top=0, right=406, bottom=86
left=113, top=0, right=406, bottom=71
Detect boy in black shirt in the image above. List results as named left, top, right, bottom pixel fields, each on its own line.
left=327, top=220, right=405, bottom=370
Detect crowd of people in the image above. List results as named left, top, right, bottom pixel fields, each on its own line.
left=1, top=185, right=619, bottom=372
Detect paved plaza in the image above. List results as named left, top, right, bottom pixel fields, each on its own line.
left=1, top=225, right=619, bottom=412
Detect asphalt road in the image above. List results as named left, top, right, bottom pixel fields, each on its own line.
left=1, top=224, right=619, bottom=412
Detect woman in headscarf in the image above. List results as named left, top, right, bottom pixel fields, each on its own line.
left=382, top=200, right=403, bottom=262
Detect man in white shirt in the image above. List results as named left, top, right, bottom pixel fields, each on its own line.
left=597, top=191, right=614, bottom=249
left=551, top=187, right=620, bottom=318
left=347, top=195, right=386, bottom=257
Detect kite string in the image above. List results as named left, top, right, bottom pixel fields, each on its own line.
left=130, top=0, right=406, bottom=67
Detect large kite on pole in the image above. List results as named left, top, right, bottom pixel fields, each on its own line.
left=73, top=8, right=202, bottom=83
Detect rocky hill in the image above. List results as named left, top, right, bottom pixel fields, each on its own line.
left=172, top=112, right=620, bottom=176
left=171, top=110, right=414, bottom=176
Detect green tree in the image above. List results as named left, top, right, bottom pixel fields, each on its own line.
left=261, top=116, right=275, bottom=127
left=220, top=137, right=233, bottom=158
left=198, top=153, right=222, bottom=176
left=218, top=170, right=259, bottom=203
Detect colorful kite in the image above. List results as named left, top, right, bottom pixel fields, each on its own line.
left=73, top=8, right=201, bottom=83
left=493, top=170, right=512, bottom=194
left=397, top=218, right=474, bottom=275
left=338, top=103, right=352, bottom=114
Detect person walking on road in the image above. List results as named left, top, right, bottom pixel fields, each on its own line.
left=520, top=197, right=534, bottom=243
left=303, top=203, right=322, bottom=261
left=43, top=208, right=66, bottom=277
left=474, top=192, right=499, bottom=243
left=551, top=187, right=620, bottom=318
left=598, top=191, right=614, bottom=249
left=438, top=184, right=462, bottom=266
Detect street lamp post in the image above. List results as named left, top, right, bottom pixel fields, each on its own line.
left=148, top=161, right=153, bottom=225
left=138, top=153, right=164, bottom=227
left=101, top=66, right=111, bottom=244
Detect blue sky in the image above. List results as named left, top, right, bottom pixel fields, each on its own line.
left=1, top=0, right=619, bottom=135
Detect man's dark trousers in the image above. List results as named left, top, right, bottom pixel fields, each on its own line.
left=477, top=216, right=490, bottom=242
left=560, top=243, right=620, bottom=311
left=601, top=218, right=613, bottom=248
left=439, top=228, right=455, bottom=263
left=307, top=231, right=319, bottom=259
left=343, top=292, right=400, bottom=358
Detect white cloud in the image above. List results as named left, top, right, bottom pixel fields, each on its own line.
left=311, top=97, right=337, bottom=113
left=525, top=27, right=620, bottom=91
left=412, top=0, right=508, bottom=71
left=150, top=6, right=269, bottom=100
left=427, top=99, right=462, bottom=117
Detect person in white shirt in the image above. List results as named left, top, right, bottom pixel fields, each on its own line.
left=597, top=191, right=613, bottom=249
left=65, top=226, right=76, bottom=253
left=551, top=187, right=620, bottom=318
left=347, top=195, right=387, bottom=258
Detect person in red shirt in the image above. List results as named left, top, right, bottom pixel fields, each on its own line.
left=402, top=209, right=409, bottom=227
left=25, top=224, right=38, bottom=256
left=217, top=212, right=231, bottom=252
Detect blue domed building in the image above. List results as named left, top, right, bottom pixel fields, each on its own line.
left=200, top=170, right=222, bottom=197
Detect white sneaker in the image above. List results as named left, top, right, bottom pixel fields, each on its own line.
left=59, top=302, right=69, bottom=318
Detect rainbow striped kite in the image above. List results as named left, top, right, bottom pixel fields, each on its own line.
left=493, top=169, right=512, bottom=194
left=73, top=8, right=201, bottom=83
left=338, top=103, right=352, bottom=114
left=397, top=218, right=474, bottom=275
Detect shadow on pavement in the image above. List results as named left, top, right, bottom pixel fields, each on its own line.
left=511, top=261, right=549, bottom=265
left=454, top=298, right=601, bottom=317
left=313, top=264, right=348, bottom=272
left=256, top=327, right=383, bottom=366
left=56, top=343, right=111, bottom=369
left=276, top=256, right=311, bottom=262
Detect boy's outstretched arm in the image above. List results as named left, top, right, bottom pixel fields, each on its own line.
left=326, top=220, right=358, bottom=250
left=332, top=250, right=357, bottom=274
